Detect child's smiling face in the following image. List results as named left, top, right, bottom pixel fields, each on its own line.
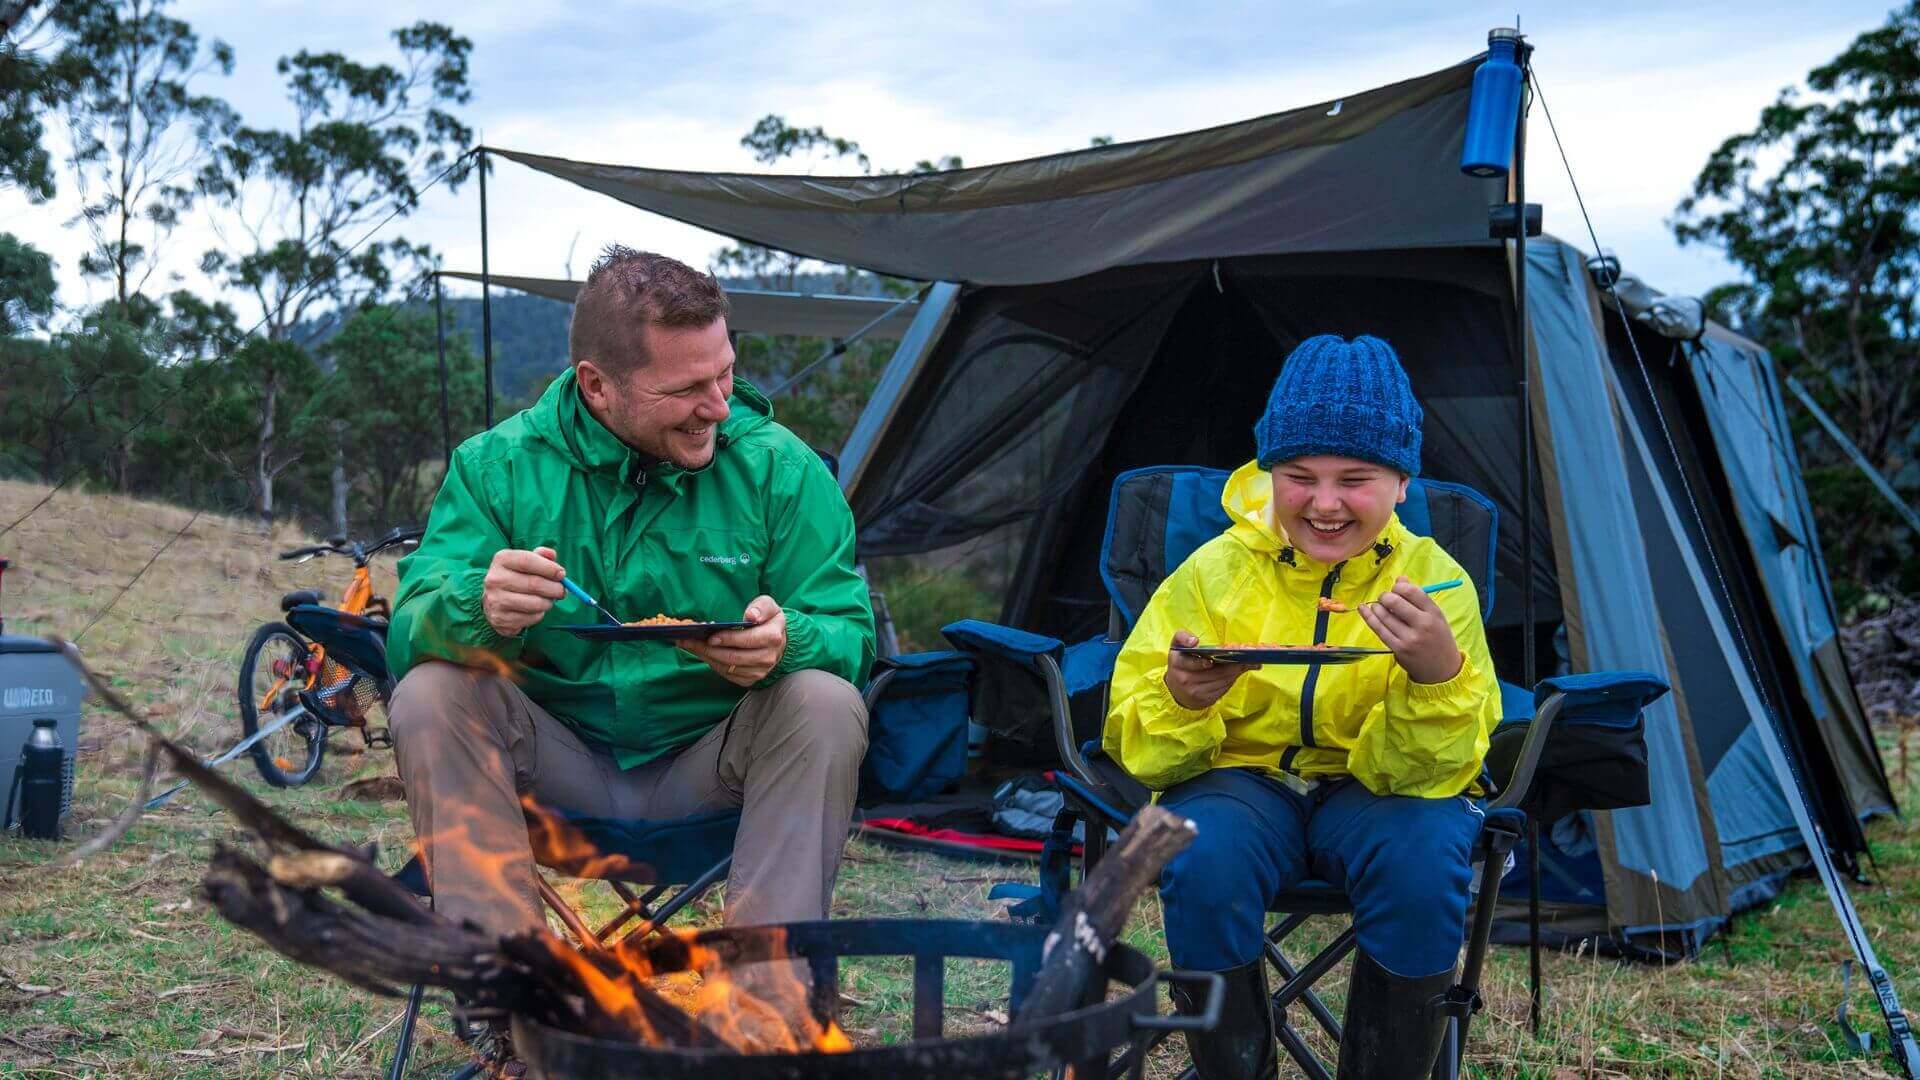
left=1270, top=455, right=1409, bottom=563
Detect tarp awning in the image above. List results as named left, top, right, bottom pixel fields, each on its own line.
left=487, top=59, right=1505, bottom=286
left=436, top=271, right=921, bottom=339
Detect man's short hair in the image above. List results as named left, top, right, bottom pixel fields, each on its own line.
left=568, top=246, right=731, bottom=379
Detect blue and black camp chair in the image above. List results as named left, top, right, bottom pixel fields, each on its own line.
left=281, top=592, right=969, bottom=1079
left=925, top=465, right=1667, bottom=1079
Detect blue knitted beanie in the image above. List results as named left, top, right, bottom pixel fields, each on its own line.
left=1253, top=334, right=1423, bottom=476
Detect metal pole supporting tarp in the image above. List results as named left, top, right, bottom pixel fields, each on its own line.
left=477, top=147, right=495, bottom=429
left=768, top=285, right=931, bottom=397
left=1785, top=375, right=1920, bottom=540
left=1506, top=39, right=1545, bottom=1039
left=435, top=274, right=452, bottom=465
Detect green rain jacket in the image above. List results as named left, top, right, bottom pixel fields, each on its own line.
left=388, top=369, right=876, bottom=768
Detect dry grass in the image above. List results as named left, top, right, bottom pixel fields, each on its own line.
left=1, top=479, right=1916, bottom=1078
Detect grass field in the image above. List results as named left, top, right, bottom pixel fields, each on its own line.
left=1, top=477, right=1915, bottom=1077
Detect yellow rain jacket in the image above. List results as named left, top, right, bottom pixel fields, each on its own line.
left=1104, top=461, right=1501, bottom=798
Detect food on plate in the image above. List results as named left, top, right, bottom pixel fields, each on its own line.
left=1207, top=642, right=1339, bottom=650
left=623, top=614, right=700, bottom=627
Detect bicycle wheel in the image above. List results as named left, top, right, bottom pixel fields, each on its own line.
left=238, top=622, right=327, bottom=787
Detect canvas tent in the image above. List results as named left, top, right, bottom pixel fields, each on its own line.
left=486, top=56, right=1897, bottom=955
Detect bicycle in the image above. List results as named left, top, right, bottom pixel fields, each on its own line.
left=236, top=526, right=422, bottom=787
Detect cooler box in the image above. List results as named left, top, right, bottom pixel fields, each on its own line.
left=1, top=636, right=83, bottom=823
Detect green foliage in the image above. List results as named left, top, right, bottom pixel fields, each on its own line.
left=741, top=113, right=871, bottom=171
left=0, top=14, right=484, bottom=536
left=0, top=231, right=56, bottom=334
left=733, top=332, right=890, bottom=453
left=319, top=303, right=483, bottom=527
left=867, top=560, right=1000, bottom=653
left=196, top=20, right=473, bottom=340
left=1674, top=1, right=1920, bottom=599
left=0, top=11, right=58, bottom=201
left=47, top=0, right=237, bottom=306
left=434, top=291, right=571, bottom=401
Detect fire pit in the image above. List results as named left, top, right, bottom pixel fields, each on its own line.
left=511, top=918, right=1221, bottom=1080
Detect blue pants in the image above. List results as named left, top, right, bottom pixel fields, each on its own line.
left=1158, top=769, right=1482, bottom=978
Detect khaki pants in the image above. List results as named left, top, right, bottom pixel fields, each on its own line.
left=390, top=661, right=869, bottom=937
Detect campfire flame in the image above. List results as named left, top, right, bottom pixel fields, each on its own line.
left=418, top=790, right=853, bottom=1054
left=520, top=796, right=854, bottom=1054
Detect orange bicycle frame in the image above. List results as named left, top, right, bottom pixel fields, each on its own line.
left=258, top=564, right=378, bottom=712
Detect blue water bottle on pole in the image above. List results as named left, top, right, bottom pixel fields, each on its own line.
left=1460, top=27, right=1525, bottom=178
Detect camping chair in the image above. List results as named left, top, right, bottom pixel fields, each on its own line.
left=928, top=465, right=1666, bottom=1079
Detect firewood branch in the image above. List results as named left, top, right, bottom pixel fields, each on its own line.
left=1014, top=803, right=1197, bottom=1023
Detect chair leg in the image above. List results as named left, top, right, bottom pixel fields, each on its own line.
left=593, top=880, right=666, bottom=942
left=534, top=873, right=601, bottom=949
left=1083, top=813, right=1109, bottom=875
left=1270, top=926, right=1355, bottom=1013
left=388, top=982, right=425, bottom=1080
left=1430, top=1016, right=1461, bottom=1080
left=1275, top=1022, right=1333, bottom=1080
left=614, top=853, right=733, bottom=937
left=1441, top=819, right=1523, bottom=1074
left=1265, top=926, right=1354, bottom=1079
left=1263, top=937, right=1341, bottom=1044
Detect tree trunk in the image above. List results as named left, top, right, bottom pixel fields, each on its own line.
left=256, top=381, right=278, bottom=524
left=330, top=420, right=349, bottom=537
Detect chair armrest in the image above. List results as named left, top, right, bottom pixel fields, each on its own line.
left=939, top=620, right=1090, bottom=785
left=1533, top=671, right=1670, bottom=724
left=939, top=619, right=1065, bottom=671
left=1490, top=670, right=1670, bottom=814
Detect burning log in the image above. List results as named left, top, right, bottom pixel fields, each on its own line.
left=1014, top=803, right=1196, bottom=1023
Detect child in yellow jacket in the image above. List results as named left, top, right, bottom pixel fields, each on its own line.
left=1104, top=334, right=1500, bottom=1080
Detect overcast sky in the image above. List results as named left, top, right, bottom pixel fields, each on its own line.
left=1, top=1, right=1899, bottom=320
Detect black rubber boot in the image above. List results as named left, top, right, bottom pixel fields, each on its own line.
left=1335, top=950, right=1454, bottom=1079
left=1171, top=959, right=1277, bottom=1080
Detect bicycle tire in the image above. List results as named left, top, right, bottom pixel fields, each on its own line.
left=238, top=622, right=327, bottom=787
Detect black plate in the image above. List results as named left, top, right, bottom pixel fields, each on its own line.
left=560, top=621, right=752, bottom=642
left=1172, top=645, right=1392, bottom=665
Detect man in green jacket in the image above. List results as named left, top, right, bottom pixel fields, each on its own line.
left=387, top=248, right=875, bottom=941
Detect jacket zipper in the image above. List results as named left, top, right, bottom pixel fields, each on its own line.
left=1295, top=561, right=1346, bottom=753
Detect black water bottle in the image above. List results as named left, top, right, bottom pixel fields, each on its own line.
left=7, top=718, right=63, bottom=840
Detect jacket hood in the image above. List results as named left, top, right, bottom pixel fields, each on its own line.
left=526, top=367, right=773, bottom=483
left=1221, top=459, right=1413, bottom=583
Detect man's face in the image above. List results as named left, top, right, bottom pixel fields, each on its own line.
left=577, top=318, right=735, bottom=470
left=1269, top=455, right=1409, bottom=564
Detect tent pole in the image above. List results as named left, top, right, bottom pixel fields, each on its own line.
left=435, top=274, right=452, bottom=466
left=478, top=147, right=495, bottom=429
left=1513, top=44, right=1543, bottom=1040
left=769, top=284, right=930, bottom=397
left=1785, top=374, right=1920, bottom=539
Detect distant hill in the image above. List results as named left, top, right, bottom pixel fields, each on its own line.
left=431, top=272, right=909, bottom=404
left=436, top=292, right=572, bottom=403
left=295, top=272, right=902, bottom=407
